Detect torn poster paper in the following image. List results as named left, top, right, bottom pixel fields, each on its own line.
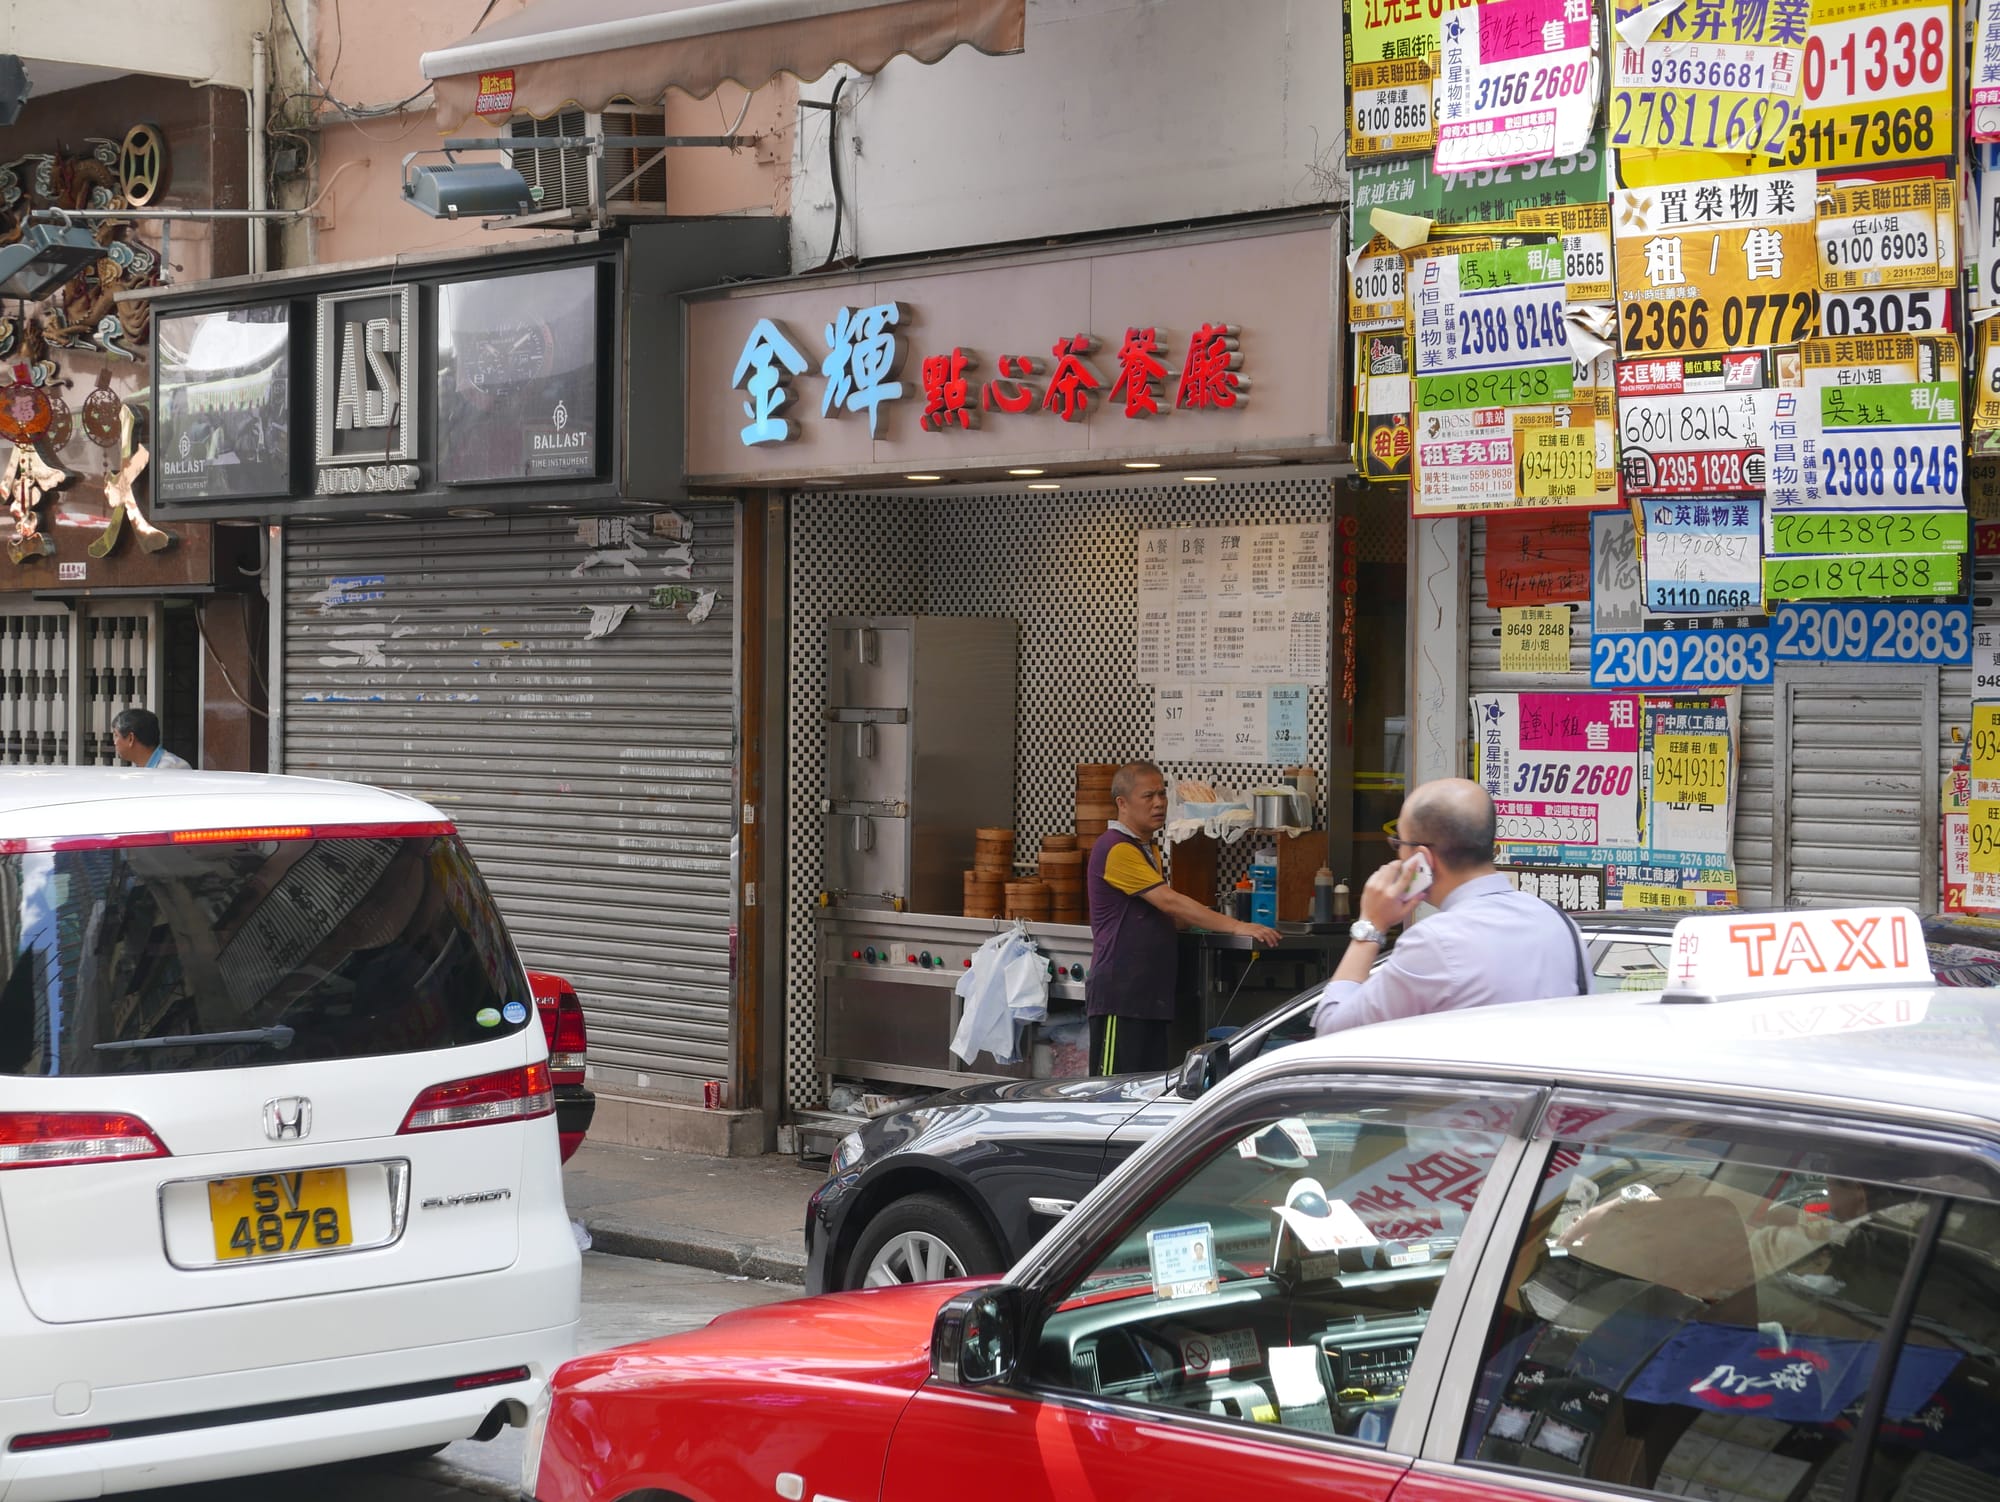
left=687, top=589, right=719, bottom=625
left=584, top=603, right=633, bottom=640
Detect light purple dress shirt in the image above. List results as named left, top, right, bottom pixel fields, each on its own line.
left=1312, top=872, right=1587, bottom=1036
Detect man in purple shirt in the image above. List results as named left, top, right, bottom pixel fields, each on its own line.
left=1313, top=778, right=1585, bottom=1036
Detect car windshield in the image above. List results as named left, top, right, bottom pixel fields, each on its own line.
left=0, top=830, right=532, bottom=1076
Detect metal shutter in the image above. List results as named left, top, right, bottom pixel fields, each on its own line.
left=1772, top=666, right=1937, bottom=908
left=282, top=509, right=738, bottom=1092
left=1468, top=516, right=1776, bottom=904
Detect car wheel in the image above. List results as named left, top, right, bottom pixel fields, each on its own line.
left=844, top=1192, right=1001, bottom=1290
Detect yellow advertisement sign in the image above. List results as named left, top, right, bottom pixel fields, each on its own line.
left=1610, top=0, right=1808, bottom=159
left=1816, top=178, right=1954, bottom=291
left=1613, top=169, right=1818, bottom=356
left=1782, top=0, right=1952, bottom=170
left=1971, top=703, right=2000, bottom=797
left=1346, top=0, right=1467, bottom=67
left=1972, top=800, right=2000, bottom=876
left=1623, top=884, right=1698, bottom=909
left=1517, top=424, right=1598, bottom=500
left=1349, top=58, right=1435, bottom=158
left=1518, top=202, right=1614, bottom=302
left=1977, top=322, right=2000, bottom=437
left=1653, top=733, right=1730, bottom=805
left=1499, top=606, right=1572, bottom=674
left=1349, top=234, right=1407, bottom=333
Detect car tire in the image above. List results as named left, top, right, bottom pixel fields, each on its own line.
left=843, top=1192, right=1001, bottom=1291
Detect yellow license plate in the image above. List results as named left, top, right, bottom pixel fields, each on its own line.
left=207, top=1169, right=353, bottom=1260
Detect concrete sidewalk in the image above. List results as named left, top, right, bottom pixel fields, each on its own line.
left=561, top=1139, right=826, bottom=1285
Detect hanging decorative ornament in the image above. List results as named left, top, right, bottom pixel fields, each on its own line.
left=0, top=366, right=52, bottom=443
left=44, top=390, right=72, bottom=450
left=81, top=370, right=121, bottom=448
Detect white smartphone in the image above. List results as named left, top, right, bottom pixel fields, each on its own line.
left=1399, top=850, right=1434, bottom=901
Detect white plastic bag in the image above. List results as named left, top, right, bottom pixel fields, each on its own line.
left=951, top=925, right=1049, bottom=1065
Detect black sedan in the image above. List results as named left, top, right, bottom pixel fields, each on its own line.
left=803, top=908, right=2000, bottom=1294
left=805, top=913, right=1683, bottom=1293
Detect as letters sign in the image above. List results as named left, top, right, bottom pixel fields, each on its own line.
left=316, top=285, right=417, bottom=471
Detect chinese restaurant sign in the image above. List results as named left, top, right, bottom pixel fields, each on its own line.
left=683, top=225, right=1341, bottom=482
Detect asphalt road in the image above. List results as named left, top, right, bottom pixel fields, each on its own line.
left=141, top=1251, right=797, bottom=1500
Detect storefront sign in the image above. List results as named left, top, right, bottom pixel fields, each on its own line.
left=1784, top=0, right=1950, bottom=170
left=1610, top=0, right=1806, bottom=157
left=1814, top=179, right=1954, bottom=292
left=1590, top=510, right=1646, bottom=635
left=1433, top=0, right=1597, bottom=173
left=1771, top=600, right=1970, bottom=662
left=1612, top=170, right=1816, bottom=357
left=1616, top=353, right=1774, bottom=498
left=1350, top=58, right=1436, bottom=157
left=473, top=69, right=517, bottom=117
left=316, top=285, right=416, bottom=475
left=686, top=224, right=1339, bottom=481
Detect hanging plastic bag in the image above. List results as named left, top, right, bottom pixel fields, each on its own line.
left=951, top=924, right=1048, bottom=1065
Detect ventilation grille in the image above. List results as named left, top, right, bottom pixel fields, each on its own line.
left=602, top=110, right=668, bottom=208
left=506, top=108, right=591, bottom=212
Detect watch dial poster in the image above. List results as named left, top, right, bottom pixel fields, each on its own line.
left=155, top=305, right=292, bottom=501
left=437, top=264, right=600, bottom=485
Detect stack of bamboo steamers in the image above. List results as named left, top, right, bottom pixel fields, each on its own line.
left=961, top=762, right=1118, bottom=924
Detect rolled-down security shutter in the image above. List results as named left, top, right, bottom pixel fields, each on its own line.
left=283, top=509, right=737, bottom=1093
left=1468, top=516, right=1776, bottom=905
left=1772, top=666, right=1937, bottom=909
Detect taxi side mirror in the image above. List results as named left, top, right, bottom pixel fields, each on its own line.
left=931, top=1285, right=1021, bottom=1387
left=1176, top=1040, right=1227, bottom=1101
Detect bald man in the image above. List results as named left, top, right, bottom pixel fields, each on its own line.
left=1312, top=778, right=1587, bottom=1036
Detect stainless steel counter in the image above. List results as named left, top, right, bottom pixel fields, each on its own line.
left=815, top=907, right=1097, bottom=1096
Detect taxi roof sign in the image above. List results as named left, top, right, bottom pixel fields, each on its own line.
left=1661, top=907, right=1933, bottom=1002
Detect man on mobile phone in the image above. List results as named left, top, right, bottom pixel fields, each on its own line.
left=1311, top=778, right=1585, bottom=1036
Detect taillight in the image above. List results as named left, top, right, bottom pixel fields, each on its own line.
left=0, top=1111, right=169, bottom=1170
left=528, top=971, right=588, bottom=1086
left=399, top=1063, right=553, bottom=1134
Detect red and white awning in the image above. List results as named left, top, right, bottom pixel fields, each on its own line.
left=421, top=0, right=1025, bottom=131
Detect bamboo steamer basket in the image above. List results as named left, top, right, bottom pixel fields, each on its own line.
left=1040, top=832, right=1077, bottom=853
left=1075, top=801, right=1117, bottom=822
left=1074, top=819, right=1109, bottom=840
left=963, top=869, right=1004, bottom=918
left=973, top=826, right=1017, bottom=875
left=1004, top=879, right=1051, bottom=920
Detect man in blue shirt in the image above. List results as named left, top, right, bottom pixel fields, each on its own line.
left=111, top=708, right=191, bottom=769
left=1313, top=778, right=1584, bottom=1035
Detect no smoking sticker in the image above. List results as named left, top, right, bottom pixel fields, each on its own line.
left=1180, top=1328, right=1261, bottom=1378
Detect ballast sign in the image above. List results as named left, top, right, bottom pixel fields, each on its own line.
left=1662, top=905, right=1932, bottom=998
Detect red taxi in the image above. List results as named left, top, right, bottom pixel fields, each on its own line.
left=525, top=905, right=2000, bottom=1501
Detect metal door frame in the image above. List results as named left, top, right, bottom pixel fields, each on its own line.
left=1772, top=663, right=1937, bottom=910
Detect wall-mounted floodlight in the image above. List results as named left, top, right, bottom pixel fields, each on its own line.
left=0, top=222, right=105, bottom=299
left=401, top=147, right=542, bottom=221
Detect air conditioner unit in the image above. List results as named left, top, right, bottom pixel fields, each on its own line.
left=504, top=106, right=670, bottom=221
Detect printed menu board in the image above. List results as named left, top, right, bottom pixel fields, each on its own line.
left=1136, top=526, right=1330, bottom=684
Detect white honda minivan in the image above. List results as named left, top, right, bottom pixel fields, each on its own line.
left=0, top=768, right=580, bottom=1499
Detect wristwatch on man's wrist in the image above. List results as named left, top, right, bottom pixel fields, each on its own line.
left=1349, top=918, right=1386, bottom=945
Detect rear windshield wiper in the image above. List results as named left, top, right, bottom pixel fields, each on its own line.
left=96, top=1025, right=296, bottom=1052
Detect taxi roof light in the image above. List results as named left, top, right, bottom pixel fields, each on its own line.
left=1658, top=905, right=1933, bottom=1005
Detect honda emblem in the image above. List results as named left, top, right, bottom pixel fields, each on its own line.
left=263, top=1097, right=312, bottom=1141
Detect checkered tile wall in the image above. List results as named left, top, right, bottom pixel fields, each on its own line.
left=785, top=476, right=1336, bottom=1111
